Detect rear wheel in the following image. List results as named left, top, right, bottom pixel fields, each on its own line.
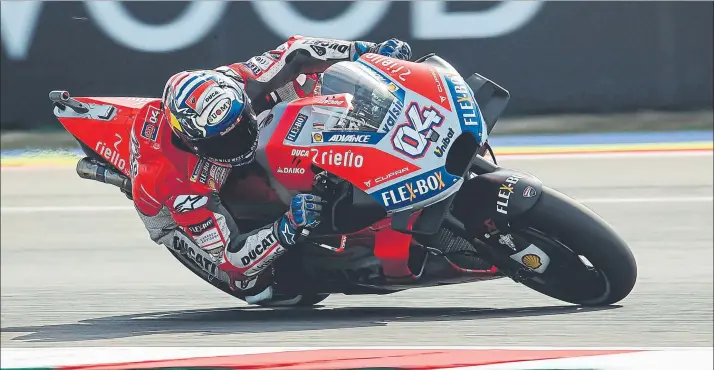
left=479, top=187, right=637, bottom=305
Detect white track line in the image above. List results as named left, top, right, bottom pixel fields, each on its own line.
left=576, top=196, right=713, bottom=204
left=1, top=197, right=711, bottom=214
left=0, top=205, right=135, bottom=213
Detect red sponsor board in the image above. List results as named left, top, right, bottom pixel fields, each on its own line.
left=52, top=348, right=642, bottom=370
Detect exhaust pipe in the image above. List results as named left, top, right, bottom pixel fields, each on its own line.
left=76, top=157, right=132, bottom=195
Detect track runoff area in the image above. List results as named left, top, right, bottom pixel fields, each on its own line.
left=1, top=131, right=712, bottom=369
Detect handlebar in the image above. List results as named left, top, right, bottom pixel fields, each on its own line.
left=49, top=90, right=89, bottom=114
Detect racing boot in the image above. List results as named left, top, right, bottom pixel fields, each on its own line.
left=223, top=265, right=303, bottom=305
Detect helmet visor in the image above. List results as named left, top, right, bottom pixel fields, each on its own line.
left=187, top=105, right=259, bottom=167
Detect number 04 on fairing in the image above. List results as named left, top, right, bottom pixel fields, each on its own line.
left=49, top=52, right=636, bottom=307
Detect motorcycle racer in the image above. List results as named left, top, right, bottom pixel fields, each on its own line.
left=129, top=35, right=412, bottom=304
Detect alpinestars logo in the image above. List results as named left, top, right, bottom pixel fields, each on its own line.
left=173, top=195, right=208, bottom=213
left=280, top=219, right=296, bottom=245
left=310, top=45, right=326, bottom=56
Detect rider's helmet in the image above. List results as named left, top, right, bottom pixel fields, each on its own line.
left=162, top=70, right=258, bottom=167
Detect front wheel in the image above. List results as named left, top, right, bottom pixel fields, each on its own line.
left=488, top=187, right=637, bottom=305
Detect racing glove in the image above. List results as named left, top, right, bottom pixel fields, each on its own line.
left=274, top=194, right=324, bottom=246
left=376, top=38, right=412, bottom=60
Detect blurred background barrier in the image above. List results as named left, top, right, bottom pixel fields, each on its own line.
left=1, top=1, right=712, bottom=131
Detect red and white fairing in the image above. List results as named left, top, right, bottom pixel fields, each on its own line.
left=254, top=53, right=484, bottom=213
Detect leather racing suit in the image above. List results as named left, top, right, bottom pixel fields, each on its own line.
left=129, top=35, right=409, bottom=301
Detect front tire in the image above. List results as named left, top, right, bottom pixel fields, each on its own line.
left=511, top=187, right=637, bottom=305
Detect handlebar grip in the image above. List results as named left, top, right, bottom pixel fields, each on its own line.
left=49, top=90, right=89, bottom=113
left=48, top=90, right=70, bottom=103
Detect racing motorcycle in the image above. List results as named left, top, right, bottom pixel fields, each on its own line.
left=49, top=53, right=637, bottom=307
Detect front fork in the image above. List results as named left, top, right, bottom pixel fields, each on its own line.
left=442, top=155, right=547, bottom=282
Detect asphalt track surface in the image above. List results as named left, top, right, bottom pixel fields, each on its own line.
left=1, top=152, right=712, bottom=348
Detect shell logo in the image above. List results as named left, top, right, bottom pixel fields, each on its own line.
left=521, top=254, right=542, bottom=270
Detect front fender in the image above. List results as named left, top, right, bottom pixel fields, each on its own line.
left=451, top=167, right=543, bottom=239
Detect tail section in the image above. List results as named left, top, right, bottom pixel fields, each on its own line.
left=50, top=91, right=160, bottom=177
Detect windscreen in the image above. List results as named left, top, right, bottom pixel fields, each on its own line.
left=319, top=62, right=401, bottom=132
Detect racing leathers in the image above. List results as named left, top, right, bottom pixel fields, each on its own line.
left=130, top=35, right=412, bottom=303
